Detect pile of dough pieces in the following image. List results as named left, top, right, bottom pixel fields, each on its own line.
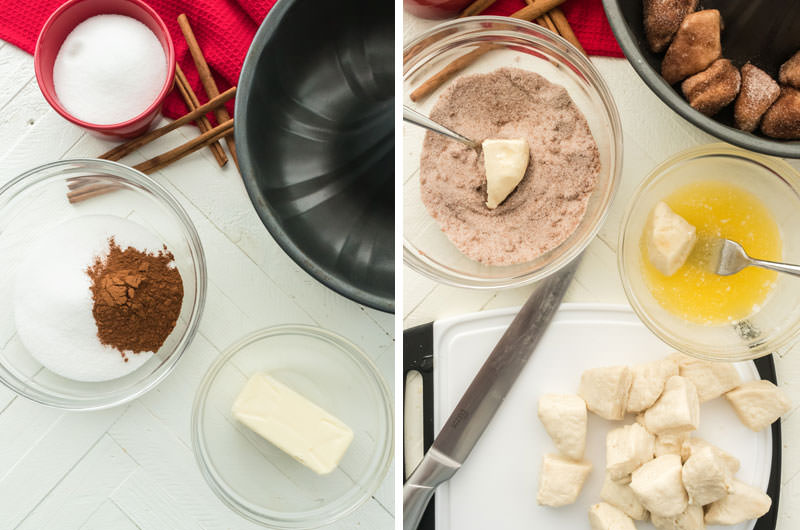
left=536, top=352, right=791, bottom=529
left=642, top=1, right=800, bottom=139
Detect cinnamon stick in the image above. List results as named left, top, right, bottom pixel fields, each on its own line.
left=134, top=119, right=234, bottom=174
left=509, top=0, right=566, bottom=21
left=68, top=120, right=234, bottom=203
left=537, top=14, right=558, bottom=33
left=409, top=0, right=567, bottom=101
left=175, top=64, right=227, bottom=166
left=459, top=0, right=497, bottom=17
left=177, top=14, right=237, bottom=168
left=100, top=86, right=236, bottom=162
left=549, top=8, right=586, bottom=55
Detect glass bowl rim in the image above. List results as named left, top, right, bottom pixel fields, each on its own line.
left=190, top=324, right=394, bottom=529
left=0, top=157, right=207, bottom=410
left=403, top=16, right=623, bottom=289
left=617, top=143, right=800, bottom=361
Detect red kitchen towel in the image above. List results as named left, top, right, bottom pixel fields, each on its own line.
left=0, top=0, right=276, bottom=119
left=484, top=0, right=623, bottom=58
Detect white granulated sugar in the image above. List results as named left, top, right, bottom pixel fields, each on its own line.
left=14, top=215, right=168, bottom=382
left=53, top=14, right=167, bottom=125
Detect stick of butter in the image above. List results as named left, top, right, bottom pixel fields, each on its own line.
left=483, top=138, right=530, bottom=209
left=232, top=373, right=354, bottom=475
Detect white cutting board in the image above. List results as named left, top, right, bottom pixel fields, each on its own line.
left=433, top=303, right=772, bottom=530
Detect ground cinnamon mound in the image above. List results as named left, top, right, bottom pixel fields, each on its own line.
left=87, top=238, right=183, bottom=356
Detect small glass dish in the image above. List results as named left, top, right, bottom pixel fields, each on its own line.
left=0, top=158, right=206, bottom=409
left=191, top=325, right=393, bottom=529
left=403, top=17, right=622, bottom=289
left=619, top=144, right=800, bottom=361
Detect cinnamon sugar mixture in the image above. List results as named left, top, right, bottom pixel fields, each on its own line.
left=419, top=67, right=600, bottom=265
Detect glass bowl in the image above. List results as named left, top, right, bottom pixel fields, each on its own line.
left=619, top=144, right=800, bottom=361
left=0, top=159, right=206, bottom=409
left=403, top=17, right=623, bottom=289
left=191, top=325, right=393, bottom=529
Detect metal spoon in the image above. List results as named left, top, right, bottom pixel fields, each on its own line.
left=711, top=238, right=800, bottom=277
left=403, top=105, right=479, bottom=149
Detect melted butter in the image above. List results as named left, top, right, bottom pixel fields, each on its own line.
left=640, top=180, right=781, bottom=325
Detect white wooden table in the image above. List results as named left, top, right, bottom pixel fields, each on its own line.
left=0, top=41, right=394, bottom=529
left=404, top=13, right=800, bottom=529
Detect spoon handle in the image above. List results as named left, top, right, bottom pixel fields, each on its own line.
left=750, top=258, right=800, bottom=278
left=403, top=106, right=479, bottom=149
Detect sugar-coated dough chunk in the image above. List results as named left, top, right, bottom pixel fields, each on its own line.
left=681, top=446, right=732, bottom=505
left=643, top=0, right=699, bottom=53
left=589, top=502, right=638, bottom=530
left=669, top=353, right=742, bottom=402
left=627, top=358, right=679, bottom=413
left=735, top=63, right=781, bottom=132
left=644, top=376, right=699, bottom=435
left=779, top=50, right=800, bottom=89
left=681, top=58, right=741, bottom=117
left=704, top=479, right=771, bottom=525
left=661, top=10, right=722, bottom=84
left=680, top=437, right=739, bottom=473
left=655, top=432, right=688, bottom=457
left=601, top=472, right=648, bottom=520
left=761, top=87, right=800, bottom=140
left=650, top=504, right=704, bottom=530
left=606, top=423, right=655, bottom=481
left=579, top=365, right=632, bottom=420
left=537, top=394, right=587, bottom=461
left=630, top=454, right=688, bottom=518
left=725, top=380, right=791, bottom=432
left=537, top=454, right=592, bottom=507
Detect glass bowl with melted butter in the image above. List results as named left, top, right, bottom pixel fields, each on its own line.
left=620, top=144, right=800, bottom=361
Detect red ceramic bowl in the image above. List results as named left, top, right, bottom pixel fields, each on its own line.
left=34, top=0, right=175, bottom=138
left=403, top=0, right=473, bottom=19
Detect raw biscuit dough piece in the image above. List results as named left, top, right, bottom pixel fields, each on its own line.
left=537, top=454, right=592, bottom=507
left=779, top=50, right=800, bottom=89
left=725, top=379, right=791, bottom=432
left=643, top=375, right=700, bottom=435
left=627, top=358, right=679, bottom=413
left=681, top=58, right=741, bottom=116
left=681, top=445, right=732, bottom=505
left=661, top=10, right=723, bottom=84
left=650, top=504, right=704, bottom=530
left=655, top=432, right=688, bottom=457
left=704, top=479, right=771, bottom=525
left=669, top=353, right=742, bottom=402
left=630, top=454, right=688, bottom=518
left=643, top=0, right=699, bottom=53
left=579, top=365, right=632, bottom=421
left=606, top=422, right=656, bottom=481
left=761, top=87, right=800, bottom=140
left=537, top=394, right=587, bottom=461
left=589, top=502, right=638, bottom=530
left=734, top=63, right=781, bottom=132
left=600, top=472, right=648, bottom=520
left=680, top=437, right=740, bottom=474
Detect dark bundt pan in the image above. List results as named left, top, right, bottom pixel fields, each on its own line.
left=236, top=0, right=394, bottom=312
left=603, top=0, right=800, bottom=158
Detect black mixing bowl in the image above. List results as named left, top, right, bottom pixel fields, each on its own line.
left=236, top=0, right=394, bottom=312
left=603, top=0, right=800, bottom=158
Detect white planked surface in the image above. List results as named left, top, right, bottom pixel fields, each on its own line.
left=0, top=41, right=393, bottom=529
left=404, top=12, right=800, bottom=529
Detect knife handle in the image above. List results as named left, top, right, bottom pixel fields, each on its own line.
left=403, top=448, right=461, bottom=530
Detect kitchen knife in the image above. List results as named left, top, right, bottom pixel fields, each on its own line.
left=403, top=258, right=579, bottom=530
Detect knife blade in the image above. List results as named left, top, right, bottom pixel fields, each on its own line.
left=403, top=258, right=579, bottom=530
